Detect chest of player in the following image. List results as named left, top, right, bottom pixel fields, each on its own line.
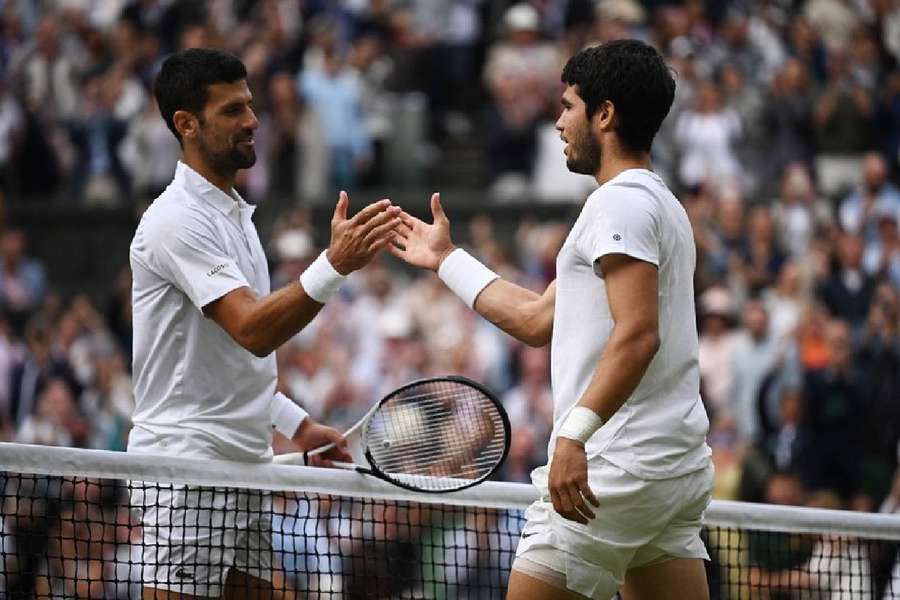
left=212, top=210, right=270, bottom=295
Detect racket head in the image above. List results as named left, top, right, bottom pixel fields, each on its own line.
left=361, top=375, right=511, bottom=493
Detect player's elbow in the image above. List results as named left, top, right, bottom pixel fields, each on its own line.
left=243, top=338, right=274, bottom=358
left=633, top=329, right=661, bottom=359
left=617, top=324, right=660, bottom=360
left=523, top=328, right=552, bottom=348
left=519, top=303, right=552, bottom=347
left=236, top=329, right=275, bottom=357
left=247, top=343, right=273, bottom=358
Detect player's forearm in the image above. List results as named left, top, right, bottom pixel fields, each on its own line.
left=237, top=283, right=324, bottom=356
left=436, top=248, right=554, bottom=346
left=576, top=325, right=660, bottom=421
left=473, top=279, right=553, bottom=347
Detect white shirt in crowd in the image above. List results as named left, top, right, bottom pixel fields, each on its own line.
left=550, top=169, right=711, bottom=480
left=698, top=331, right=736, bottom=415
left=128, top=161, right=277, bottom=461
left=674, top=109, right=742, bottom=189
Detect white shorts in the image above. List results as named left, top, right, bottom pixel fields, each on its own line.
left=130, top=484, right=273, bottom=597
left=513, top=458, right=714, bottom=600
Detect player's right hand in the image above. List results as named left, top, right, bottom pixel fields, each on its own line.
left=292, top=418, right=352, bottom=468
left=389, top=192, right=456, bottom=272
left=549, top=437, right=600, bottom=524
left=326, top=191, right=402, bottom=275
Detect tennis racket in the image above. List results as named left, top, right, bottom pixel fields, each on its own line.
left=273, top=375, right=511, bottom=493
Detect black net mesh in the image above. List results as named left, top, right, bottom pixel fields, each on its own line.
left=704, top=526, right=900, bottom=599
left=0, top=473, right=523, bottom=599
left=3, top=470, right=900, bottom=599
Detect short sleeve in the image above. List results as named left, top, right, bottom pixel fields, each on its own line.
left=151, top=211, right=249, bottom=310
left=576, top=187, right=660, bottom=274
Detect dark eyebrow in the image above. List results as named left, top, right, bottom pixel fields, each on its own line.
left=221, top=99, right=250, bottom=112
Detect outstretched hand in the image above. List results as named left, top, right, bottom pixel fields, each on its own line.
left=326, top=191, right=402, bottom=275
left=389, top=193, right=456, bottom=272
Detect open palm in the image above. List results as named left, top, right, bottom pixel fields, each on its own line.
left=390, top=193, right=456, bottom=271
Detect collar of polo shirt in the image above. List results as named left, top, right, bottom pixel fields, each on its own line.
left=175, top=161, right=254, bottom=218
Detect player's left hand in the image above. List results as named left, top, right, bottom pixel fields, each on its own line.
left=549, top=437, right=600, bottom=524
left=291, top=418, right=352, bottom=467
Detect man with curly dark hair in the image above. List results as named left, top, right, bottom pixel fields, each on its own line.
left=392, top=39, right=713, bottom=600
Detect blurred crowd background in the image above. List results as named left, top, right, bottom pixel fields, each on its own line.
left=0, top=0, right=900, bottom=596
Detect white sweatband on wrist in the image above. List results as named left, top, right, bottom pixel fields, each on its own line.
left=558, top=406, right=604, bottom=444
left=300, top=251, right=346, bottom=304
left=271, top=392, right=308, bottom=438
left=437, top=248, right=500, bottom=309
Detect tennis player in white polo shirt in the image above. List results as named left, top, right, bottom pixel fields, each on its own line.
left=391, top=40, right=713, bottom=600
left=128, top=48, right=400, bottom=599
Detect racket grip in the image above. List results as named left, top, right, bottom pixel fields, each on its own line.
left=272, top=453, right=355, bottom=471
left=306, top=441, right=336, bottom=460
left=273, top=441, right=338, bottom=466
left=272, top=452, right=306, bottom=466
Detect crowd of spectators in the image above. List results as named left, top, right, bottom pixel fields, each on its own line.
left=0, top=0, right=900, bottom=597
left=2, top=0, right=900, bottom=199
left=4, top=0, right=900, bottom=203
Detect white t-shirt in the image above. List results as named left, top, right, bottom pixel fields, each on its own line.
left=128, top=162, right=277, bottom=461
left=550, top=169, right=711, bottom=480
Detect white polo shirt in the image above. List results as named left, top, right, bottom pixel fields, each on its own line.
left=128, top=161, right=276, bottom=461
left=550, top=169, right=711, bottom=480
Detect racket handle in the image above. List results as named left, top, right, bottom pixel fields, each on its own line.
left=272, top=452, right=307, bottom=466
left=306, top=441, right=336, bottom=460
left=271, top=453, right=356, bottom=471
left=272, top=442, right=338, bottom=467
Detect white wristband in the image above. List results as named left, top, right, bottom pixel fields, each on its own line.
left=558, top=406, right=604, bottom=444
left=437, top=248, right=500, bottom=309
left=271, top=392, right=308, bottom=438
left=300, top=251, right=346, bottom=304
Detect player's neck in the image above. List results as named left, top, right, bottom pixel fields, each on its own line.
left=182, top=151, right=237, bottom=195
left=594, top=153, right=653, bottom=186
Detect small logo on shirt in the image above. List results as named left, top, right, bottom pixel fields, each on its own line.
left=612, top=234, right=622, bottom=241
left=173, top=568, right=194, bottom=580
left=207, top=264, right=226, bottom=277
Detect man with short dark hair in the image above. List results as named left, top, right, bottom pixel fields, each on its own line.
left=392, top=40, right=713, bottom=599
left=129, top=48, right=400, bottom=599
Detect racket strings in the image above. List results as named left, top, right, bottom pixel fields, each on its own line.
left=365, top=381, right=507, bottom=491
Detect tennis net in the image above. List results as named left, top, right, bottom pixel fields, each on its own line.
left=2, top=442, right=900, bottom=599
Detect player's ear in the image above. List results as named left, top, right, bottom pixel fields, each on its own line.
left=596, top=100, right=616, bottom=132
left=173, top=110, right=199, bottom=141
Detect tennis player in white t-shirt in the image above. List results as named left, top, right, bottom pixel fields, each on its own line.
left=128, top=49, right=400, bottom=599
left=391, top=40, right=713, bottom=600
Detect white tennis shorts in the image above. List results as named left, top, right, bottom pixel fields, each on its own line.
left=130, top=484, right=273, bottom=597
left=513, top=458, right=714, bottom=600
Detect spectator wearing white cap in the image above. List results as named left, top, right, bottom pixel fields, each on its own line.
left=483, top=3, right=562, bottom=199
left=271, top=228, right=317, bottom=290
left=698, top=287, right=737, bottom=418
left=771, top=162, right=831, bottom=258
left=674, top=79, right=744, bottom=191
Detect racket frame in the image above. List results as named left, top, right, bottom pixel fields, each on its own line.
left=282, top=375, right=511, bottom=494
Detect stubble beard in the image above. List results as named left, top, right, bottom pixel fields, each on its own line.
left=198, top=130, right=257, bottom=176
left=565, top=129, right=600, bottom=176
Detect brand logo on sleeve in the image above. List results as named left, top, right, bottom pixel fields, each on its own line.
left=207, top=264, right=226, bottom=277
left=173, top=568, right=194, bottom=580
left=612, top=234, right=622, bottom=241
